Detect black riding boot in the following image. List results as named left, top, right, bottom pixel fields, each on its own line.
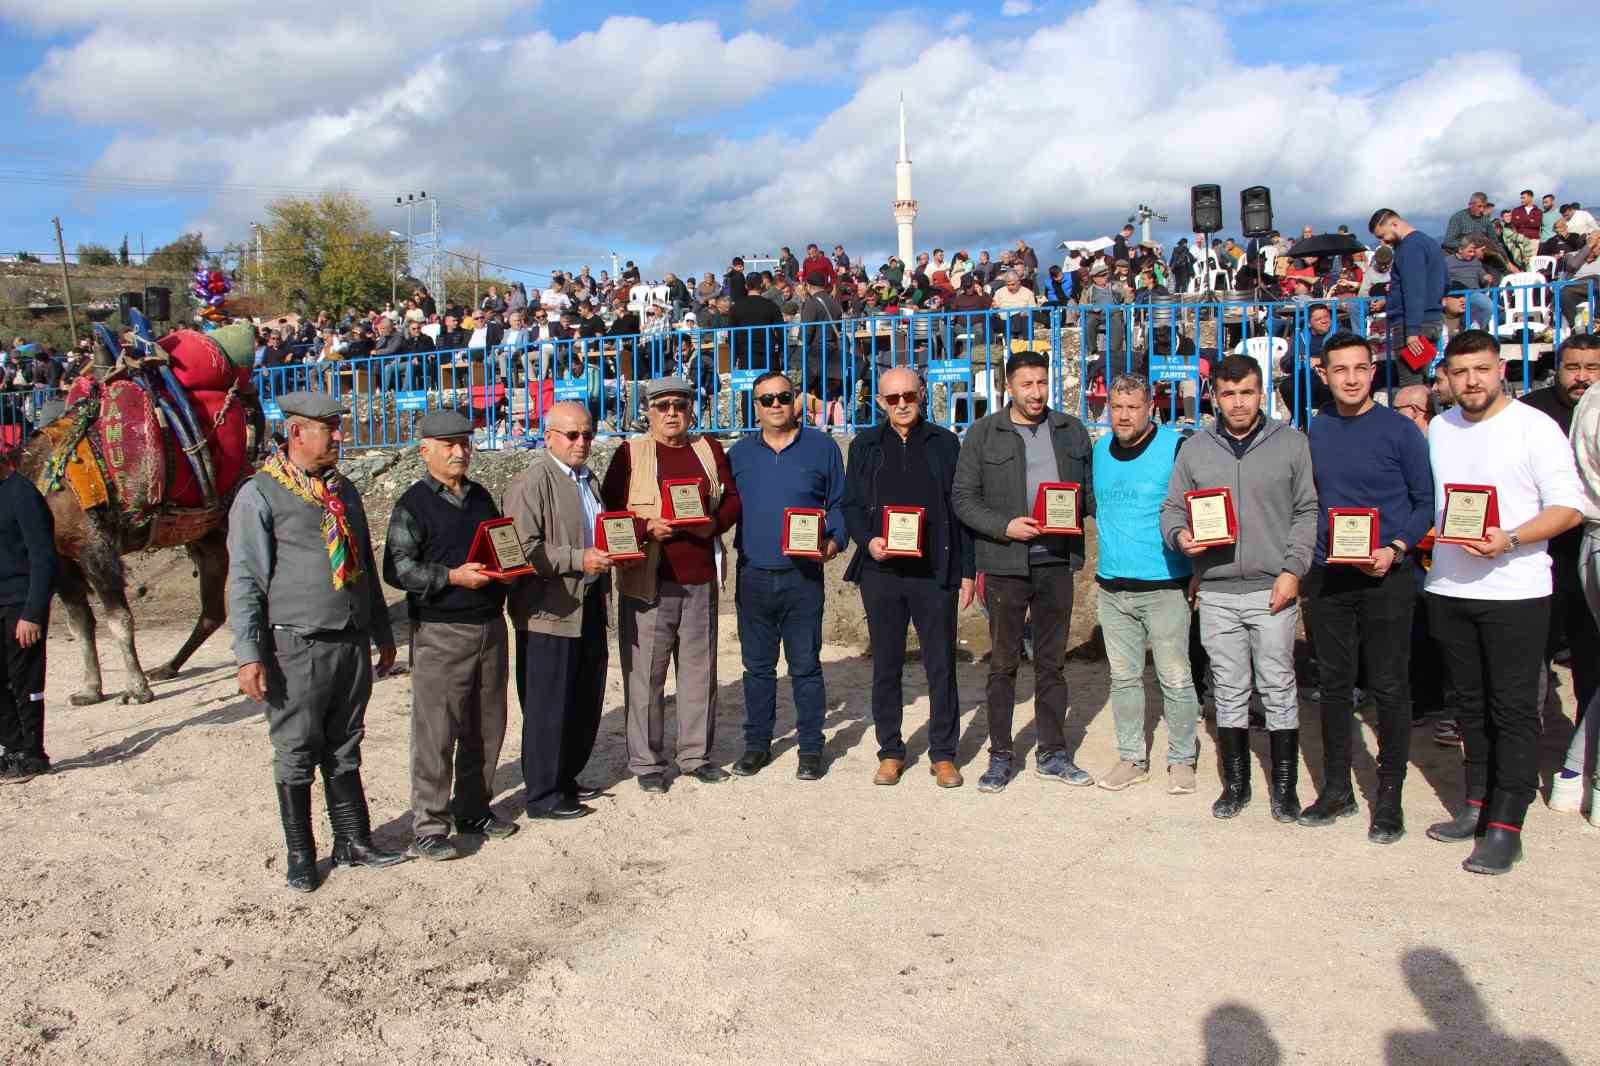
left=325, top=771, right=409, bottom=868
left=1299, top=762, right=1358, bottom=827
left=275, top=781, right=320, bottom=893
left=1268, top=729, right=1301, bottom=823
left=1463, top=792, right=1525, bottom=875
left=1211, top=727, right=1252, bottom=819
left=1368, top=780, right=1405, bottom=845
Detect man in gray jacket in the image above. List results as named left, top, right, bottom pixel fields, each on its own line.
left=954, top=350, right=1096, bottom=793
left=1160, top=356, right=1318, bottom=823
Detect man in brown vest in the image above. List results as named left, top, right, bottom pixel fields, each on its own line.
left=600, top=377, right=741, bottom=793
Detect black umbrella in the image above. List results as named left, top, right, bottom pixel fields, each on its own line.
left=1287, top=233, right=1368, bottom=258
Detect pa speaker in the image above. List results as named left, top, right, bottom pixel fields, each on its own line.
left=143, top=286, right=172, bottom=321
left=118, top=291, right=144, bottom=321
left=1191, top=184, right=1223, bottom=233
left=1240, top=186, right=1274, bottom=238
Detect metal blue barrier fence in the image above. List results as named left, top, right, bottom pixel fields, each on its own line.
left=241, top=276, right=1596, bottom=448
left=0, top=387, right=62, bottom=449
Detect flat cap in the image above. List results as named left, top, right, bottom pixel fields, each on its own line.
left=644, top=376, right=695, bottom=402
left=416, top=408, right=473, bottom=439
left=277, top=391, right=348, bottom=419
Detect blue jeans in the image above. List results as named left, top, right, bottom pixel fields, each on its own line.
left=1097, top=585, right=1200, bottom=765
left=736, top=565, right=826, bottom=754
left=1465, top=291, right=1496, bottom=330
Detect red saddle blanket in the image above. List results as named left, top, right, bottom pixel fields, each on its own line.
left=64, top=376, right=165, bottom=517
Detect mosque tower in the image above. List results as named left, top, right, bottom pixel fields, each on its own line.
left=893, top=94, right=917, bottom=266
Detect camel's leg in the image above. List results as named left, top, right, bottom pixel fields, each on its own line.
left=147, top=529, right=229, bottom=682
left=58, top=561, right=108, bottom=707
left=79, top=551, right=154, bottom=705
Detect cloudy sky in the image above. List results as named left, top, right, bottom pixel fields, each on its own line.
left=1, top=0, right=1596, bottom=284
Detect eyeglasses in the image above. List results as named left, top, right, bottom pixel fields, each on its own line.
left=755, top=391, right=794, bottom=407
left=550, top=429, right=596, bottom=442
left=1394, top=403, right=1427, bottom=417
left=879, top=391, right=920, bottom=407
left=651, top=399, right=690, bottom=413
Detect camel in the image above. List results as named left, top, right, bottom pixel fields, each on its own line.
left=10, top=318, right=264, bottom=705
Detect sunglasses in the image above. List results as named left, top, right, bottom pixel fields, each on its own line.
left=550, top=429, right=597, bottom=442
left=879, top=391, right=920, bottom=407
left=651, top=399, right=690, bottom=413
left=755, top=390, right=794, bottom=407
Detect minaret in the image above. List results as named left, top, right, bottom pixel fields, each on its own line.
left=893, top=94, right=917, bottom=267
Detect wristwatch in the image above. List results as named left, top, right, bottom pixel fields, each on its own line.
left=1507, top=531, right=1522, bottom=551
left=1388, top=539, right=1408, bottom=557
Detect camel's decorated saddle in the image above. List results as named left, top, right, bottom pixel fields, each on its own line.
left=34, top=315, right=263, bottom=547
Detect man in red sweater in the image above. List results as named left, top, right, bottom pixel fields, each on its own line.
left=1509, top=189, right=1543, bottom=243
left=601, top=377, right=741, bottom=793
left=800, top=243, right=836, bottom=290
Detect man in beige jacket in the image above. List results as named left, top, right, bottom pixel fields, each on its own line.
left=504, top=402, right=614, bottom=820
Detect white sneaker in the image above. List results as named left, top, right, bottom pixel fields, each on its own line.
left=1549, top=772, right=1586, bottom=813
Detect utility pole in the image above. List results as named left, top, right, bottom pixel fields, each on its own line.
left=473, top=254, right=481, bottom=310
left=52, top=217, right=79, bottom=347
left=253, top=223, right=265, bottom=295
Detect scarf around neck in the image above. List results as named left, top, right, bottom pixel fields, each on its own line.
left=260, top=449, right=361, bottom=589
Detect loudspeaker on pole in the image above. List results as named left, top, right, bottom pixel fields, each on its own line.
left=1240, top=186, right=1274, bottom=238
left=143, top=286, right=172, bottom=321
left=1190, top=184, right=1223, bottom=234
left=118, top=291, right=144, bottom=322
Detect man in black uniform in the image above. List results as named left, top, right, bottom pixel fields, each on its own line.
left=228, top=391, right=409, bottom=892
left=383, top=410, right=518, bottom=860
left=0, top=455, right=56, bottom=781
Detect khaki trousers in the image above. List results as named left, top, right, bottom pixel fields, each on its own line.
left=409, top=618, right=509, bottom=838
left=619, top=580, right=718, bottom=775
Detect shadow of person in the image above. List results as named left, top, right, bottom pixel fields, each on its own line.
left=1202, top=1001, right=1282, bottom=1066
left=1385, top=947, right=1574, bottom=1065
left=52, top=697, right=265, bottom=772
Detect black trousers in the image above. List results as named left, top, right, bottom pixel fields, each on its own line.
left=1304, top=563, right=1415, bottom=787
left=516, top=584, right=607, bottom=813
left=0, top=610, right=47, bottom=760
left=983, top=565, right=1074, bottom=755
left=859, top=567, right=960, bottom=764
left=1549, top=545, right=1599, bottom=715
left=1425, top=592, right=1549, bottom=824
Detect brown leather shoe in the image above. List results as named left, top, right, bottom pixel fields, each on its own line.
left=930, top=760, right=964, bottom=788
left=873, top=758, right=905, bottom=786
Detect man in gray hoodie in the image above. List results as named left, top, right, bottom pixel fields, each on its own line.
left=1160, top=355, right=1318, bottom=823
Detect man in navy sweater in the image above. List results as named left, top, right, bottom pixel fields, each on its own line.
left=0, top=457, right=56, bottom=781
left=1369, top=208, right=1448, bottom=389
left=1298, top=332, right=1435, bottom=843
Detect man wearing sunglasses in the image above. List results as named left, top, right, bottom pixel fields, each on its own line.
left=503, top=402, right=615, bottom=821
left=601, top=377, right=742, bottom=793
left=953, top=350, right=1096, bottom=794
left=726, top=371, right=846, bottom=780
left=843, top=367, right=975, bottom=787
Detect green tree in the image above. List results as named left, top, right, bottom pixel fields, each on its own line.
left=259, top=193, right=393, bottom=312
left=146, top=232, right=207, bottom=274
left=119, top=235, right=130, bottom=266
left=77, top=242, right=116, bottom=267
left=17, top=251, right=39, bottom=263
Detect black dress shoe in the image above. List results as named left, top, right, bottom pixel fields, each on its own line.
left=796, top=754, right=824, bottom=781
left=459, top=812, right=520, bottom=839
left=527, top=800, right=594, bottom=820
left=690, top=765, right=731, bottom=783
left=573, top=783, right=605, bottom=801
left=731, top=749, right=772, bottom=777
left=637, top=773, right=669, bottom=794
left=407, top=835, right=462, bottom=862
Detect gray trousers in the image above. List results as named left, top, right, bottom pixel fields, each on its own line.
left=619, top=580, right=718, bottom=775
left=1198, top=588, right=1300, bottom=730
left=409, top=618, right=509, bottom=838
left=264, top=628, right=371, bottom=786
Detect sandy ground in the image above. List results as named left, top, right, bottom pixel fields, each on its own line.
left=2, top=583, right=1596, bottom=1065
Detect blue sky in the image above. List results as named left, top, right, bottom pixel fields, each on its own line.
left=0, top=0, right=1594, bottom=281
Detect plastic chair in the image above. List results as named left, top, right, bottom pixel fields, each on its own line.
left=1495, top=272, right=1553, bottom=338
left=1529, top=255, right=1558, bottom=278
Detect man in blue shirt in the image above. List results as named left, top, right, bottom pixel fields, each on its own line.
left=1369, top=208, right=1449, bottom=389
left=1090, top=375, right=1200, bottom=795
left=1299, top=331, right=1434, bottom=843
left=727, top=370, right=846, bottom=780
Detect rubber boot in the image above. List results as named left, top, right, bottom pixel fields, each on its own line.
left=1368, top=780, right=1406, bottom=845
left=1211, top=728, right=1252, bottom=819
left=325, top=771, right=409, bottom=868
left=1463, top=793, right=1525, bottom=875
left=275, top=781, right=320, bottom=893
left=1426, top=797, right=1486, bottom=842
left=1299, top=763, right=1358, bottom=827
left=1268, top=729, right=1301, bottom=823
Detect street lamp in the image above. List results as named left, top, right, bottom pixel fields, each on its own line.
left=387, top=231, right=405, bottom=306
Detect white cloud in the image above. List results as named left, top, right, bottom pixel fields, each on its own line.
left=19, top=1, right=1600, bottom=279
left=1001, top=0, right=1035, bottom=15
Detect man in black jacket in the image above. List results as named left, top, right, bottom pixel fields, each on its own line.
left=0, top=457, right=55, bottom=781
left=728, top=272, right=784, bottom=370
left=844, top=367, right=975, bottom=788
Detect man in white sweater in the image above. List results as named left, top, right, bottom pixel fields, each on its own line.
left=1422, top=329, right=1584, bottom=875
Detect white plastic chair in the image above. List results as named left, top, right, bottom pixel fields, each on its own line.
left=1495, top=271, right=1553, bottom=338
left=1529, top=255, right=1558, bottom=278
